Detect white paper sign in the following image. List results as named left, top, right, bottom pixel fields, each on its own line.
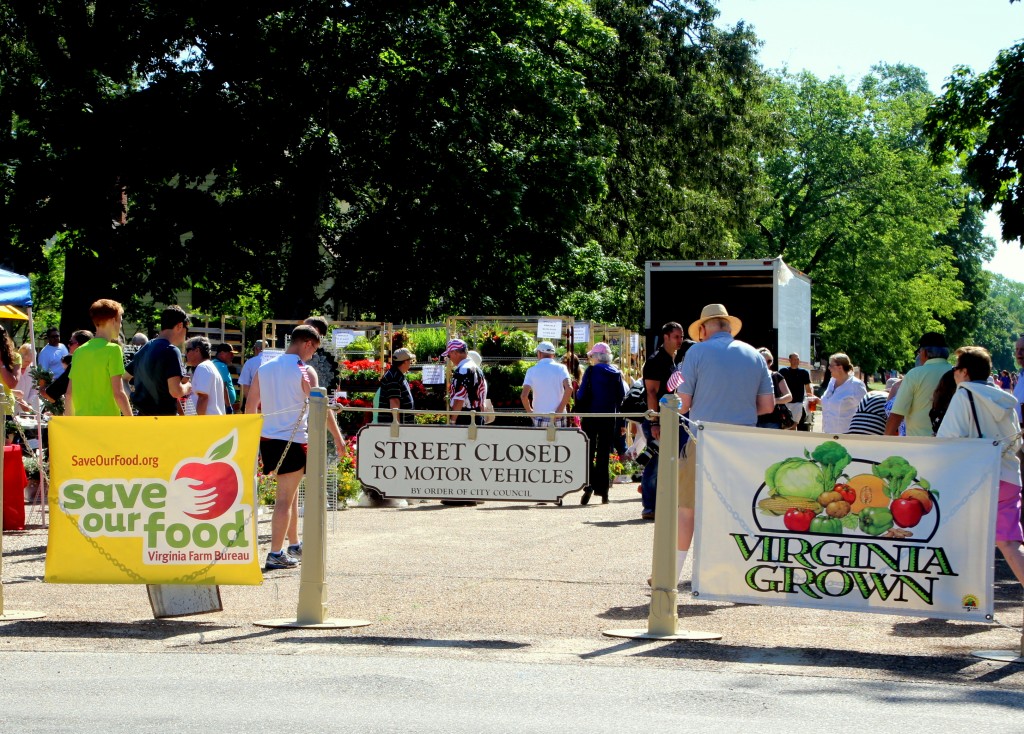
left=356, top=424, right=589, bottom=502
left=420, top=364, right=445, bottom=385
left=536, top=318, right=563, bottom=340
left=573, top=323, right=590, bottom=343
left=333, top=329, right=355, bottom=348
left=629, top=333, right=639, bottom=354
left=692, top=425, right=999, bottom=621
left=260, top=348, right=284, bottom=364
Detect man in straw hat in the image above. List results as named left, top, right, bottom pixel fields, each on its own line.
left=672, top=304, right=774, bottom=585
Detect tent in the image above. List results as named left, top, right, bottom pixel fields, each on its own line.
left=0, top=266, right=35, bottom=347
left=0, top=267, right=32, bottom=308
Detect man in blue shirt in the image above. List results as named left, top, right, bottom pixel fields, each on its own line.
left=675, top=304, right=774, bottom=585
left=212, top=343, right=238, bottom=414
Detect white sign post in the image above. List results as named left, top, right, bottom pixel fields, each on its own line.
left=356, top=424, right=589, bottom=503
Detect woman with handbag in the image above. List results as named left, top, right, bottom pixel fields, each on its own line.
left=576, top=343, right=626, bottom=505
left=937, top=346, right=1024, bottom=588
left=755, top=348, right=794, bottom=429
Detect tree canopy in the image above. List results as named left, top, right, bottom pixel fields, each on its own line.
left=926, top=1, right=1024, bottom=245
left=740, top=65, right=970, bottom=372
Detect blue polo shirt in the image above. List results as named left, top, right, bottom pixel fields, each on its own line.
left=679, top=331, right=773, bottom=426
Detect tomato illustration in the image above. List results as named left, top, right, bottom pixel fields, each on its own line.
left=783, top=508, right=816, bottom=532
left=833, top=483, right=856, bottom=504
left=890, top=498, right=925, bottom=528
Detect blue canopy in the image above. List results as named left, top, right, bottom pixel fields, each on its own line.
left=0, top=266, right=32, bottom=307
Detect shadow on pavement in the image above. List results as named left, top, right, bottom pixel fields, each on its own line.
left=0, top=619, right=236, bottom=641
left=278, top=635, right=529, bottom=651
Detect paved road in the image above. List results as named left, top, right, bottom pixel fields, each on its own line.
left=2, top=482, right=1023, bottom=725
left=3, top=651, right=1023, bottom=733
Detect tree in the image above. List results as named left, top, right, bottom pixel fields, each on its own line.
left=0, top=1, right=620, bottom=327
left=741, top=65, right=971, bottom=373
left=572, top=0, right=770, bottom=328
left=925, top=0, right=1024, bottom=245
left=970, top=274, right=1024, bottom=371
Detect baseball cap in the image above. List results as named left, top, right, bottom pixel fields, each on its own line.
left=441, top=339, right=468, bottom=357
left=587, top=342, right=611, bottom=356
left=536, top=341, right=556, bottom=354
left=392, top=347, right=416, bottom=363
left=214, top=342, right=237, bottom=355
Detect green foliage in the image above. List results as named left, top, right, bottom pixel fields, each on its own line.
left=969, top=274, right=1024, bottom=371
left=926, top=37, right=1024, bottom=243
left=741, top=65, right=972, bottom=372
left=405, top=328, right=448, bottom=359
left=346, top=336, right=376, bottom=358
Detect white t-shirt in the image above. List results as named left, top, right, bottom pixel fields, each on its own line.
left=191, top=360, right=226, bottom=415
left=39, top=343, right=69, bottom=379
left=523, top=358, right=571, bottom=414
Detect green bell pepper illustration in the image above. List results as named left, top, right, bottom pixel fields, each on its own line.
left=859, top=506, right=895, bottom=536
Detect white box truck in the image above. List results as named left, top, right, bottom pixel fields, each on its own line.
left=644, top=257, right=812, bottom=364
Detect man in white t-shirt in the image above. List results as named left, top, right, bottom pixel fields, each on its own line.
left=520, top=341, right=571, bottom=427
left=38, top=327, right=69, bottom=379
left=184, top=336, right=225, bottom=415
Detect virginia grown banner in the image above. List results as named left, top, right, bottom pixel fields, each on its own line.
left=46, top=416, right=263, bottom=585
left=692, top=424, right=1000, bottom=621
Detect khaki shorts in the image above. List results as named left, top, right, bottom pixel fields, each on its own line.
left=678, top=441, right=696, bottom=509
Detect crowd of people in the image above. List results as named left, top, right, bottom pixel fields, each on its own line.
left=4, top=302, right=1022, bottom=590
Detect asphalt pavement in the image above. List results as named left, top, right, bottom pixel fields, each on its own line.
left=2, top=479, right=1023, bottom=697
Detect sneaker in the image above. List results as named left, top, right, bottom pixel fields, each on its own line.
left=264, top=551, right=298, bottom=570
left=287, top=543, right=302, bottom=558
left=640, top=510, right=655, bottom=520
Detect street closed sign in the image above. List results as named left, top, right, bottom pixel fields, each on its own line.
left=356, top=424, right=589, bottom=502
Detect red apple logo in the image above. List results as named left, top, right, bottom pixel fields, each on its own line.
left=172, top=432, right=241, bottom=520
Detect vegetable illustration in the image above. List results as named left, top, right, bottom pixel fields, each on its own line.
left=859, top=507, right=895, bottom=536
left=825, top=500, right=851, bottom=518
left=765, top=458, right=825, bottom=501
left=890, top=498, right=925, bottom=528
left=872, top=456, right=931, bottom=500
left=809, top=516, right=843, bottom=534
left=818, top=490, right=844, bottom=507
left=811, top=441, right=852, bottom=493
left=783, top=508, right=816, bottom=532
left=758, top=496, right=821, bottom=516
left=847, top=473, right=888, bottom=514
left=833, top=483, right=856, bottom=504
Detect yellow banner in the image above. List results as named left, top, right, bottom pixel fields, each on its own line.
left=46, top=415, right=263, bottom=585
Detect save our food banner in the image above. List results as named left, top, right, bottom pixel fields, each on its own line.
left=692, top=423, right=1000, bottom=621
left=46, top=415, right=263, bottom=585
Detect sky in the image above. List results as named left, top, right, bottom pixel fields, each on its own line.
left=714, top=0, right=1024, bottom=283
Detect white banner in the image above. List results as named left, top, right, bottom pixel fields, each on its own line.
left=629, top=333, right=639, bottom=355
left=692, top=424, right=1000, bottom=621
left=573, top=323, right=590, bottom=343
left=356, top=424, right=589, bottom=502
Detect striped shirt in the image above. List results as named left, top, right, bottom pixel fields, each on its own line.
left=847, top=392, right=889, bottom=435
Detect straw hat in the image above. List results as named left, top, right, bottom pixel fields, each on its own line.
left=687, top=304, right=742, bottom=341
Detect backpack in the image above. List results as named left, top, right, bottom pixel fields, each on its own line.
left=619, top=378, right=647, bottom=421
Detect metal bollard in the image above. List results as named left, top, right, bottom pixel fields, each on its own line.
left=647, top=394, right=680, bottom=636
